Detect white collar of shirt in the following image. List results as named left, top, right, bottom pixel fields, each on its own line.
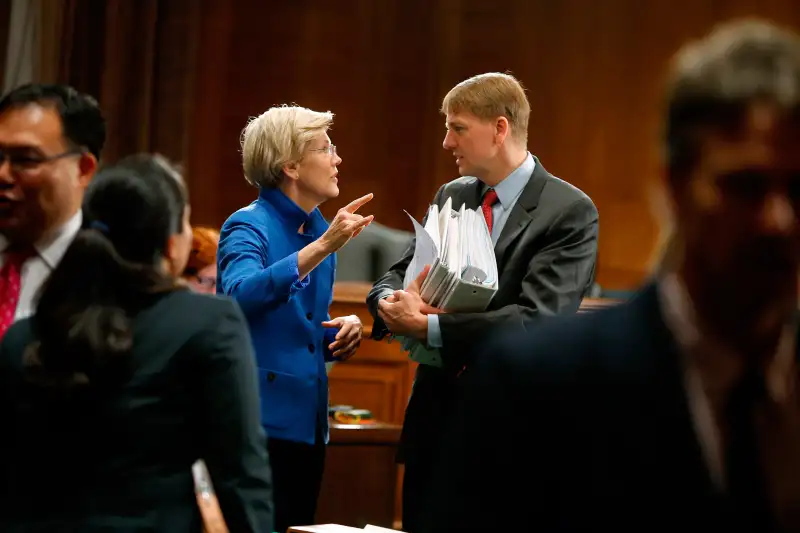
left=0, top=210, right=83, bottom=267
left=481, top=152, right=535, bottom=209
left=0, top=211, right=82, bottom=321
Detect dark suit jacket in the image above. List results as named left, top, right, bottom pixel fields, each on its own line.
left=0, top=291, right=273, bottom=533
left=423, top=282, right=777, bottom=532
left=366, top=157, right=599, bottom=461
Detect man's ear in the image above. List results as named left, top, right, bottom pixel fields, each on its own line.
left=494, top=116, right=510, bottom=145
left=77, top=152, right=98, bottom=188
left=282, top=161, right=300, bottom=181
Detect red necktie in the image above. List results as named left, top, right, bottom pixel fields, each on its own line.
left=0, top=246, right=36, bottom=339
left=481, top=189, right=499, bottom=234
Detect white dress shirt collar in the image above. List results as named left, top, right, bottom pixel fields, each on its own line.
left=0, top=210, right=83, bottom=267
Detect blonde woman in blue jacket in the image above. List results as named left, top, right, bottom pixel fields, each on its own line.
left=217, top=105, right=373, bottom=533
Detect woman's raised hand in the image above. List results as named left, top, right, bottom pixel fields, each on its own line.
left=319, top=193, right=374, bottom=253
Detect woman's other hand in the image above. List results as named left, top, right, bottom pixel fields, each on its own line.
left=321, top=314, right=363, bottom=360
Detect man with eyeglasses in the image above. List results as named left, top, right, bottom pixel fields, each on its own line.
left=0, top=83, right=106, bottom=338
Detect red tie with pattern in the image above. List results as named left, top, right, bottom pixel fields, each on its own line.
left=0, top=246, right=36, bottom=339
left=481, top=188, right=499, bottom=234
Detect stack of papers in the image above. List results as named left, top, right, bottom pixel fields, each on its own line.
left=398, top=198, right=498, bottom=367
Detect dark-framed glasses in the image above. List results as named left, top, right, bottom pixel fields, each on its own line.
left=0, top=148, right=84, bottom=172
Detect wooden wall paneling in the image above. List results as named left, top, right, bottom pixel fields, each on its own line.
left=210, top=0, right=442, bottom=230
left=53, top=0, right=204, bottom=165
left=328, top=355, right=409, bottom=425
left=330, top=283, right=416, bottom=425
left=59, top=0, right=108, bottom=99
left=97, top=0, right=160, bottom=163
left=422, top=0, right=463, bottom=218
left=0, top=0, right=10, bottom=90
left=148, top=0, right=203, bottom=163
left=36, top=0, right=72, bottom=83
left=177, top=0, right=800, bottom=289
left=183, top=0, right=234, bottom=225
left=318, top=424, right=401, bottom=528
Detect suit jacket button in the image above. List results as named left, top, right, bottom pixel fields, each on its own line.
left=306, top=312, right=313, bottom=320
left=308, top=344, right=315, bottom=353
left=267, top=372, right=276, bottom=382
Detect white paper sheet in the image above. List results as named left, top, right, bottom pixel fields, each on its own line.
left=402, top=208, right=439, bottom=289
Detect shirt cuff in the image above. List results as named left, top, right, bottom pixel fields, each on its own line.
left=370, top=290, right=395, bottom=340
left=274, top=251, right=310, bottom=298
left=376, top=289, right=395, bottom=300
left=427, top=314, right=443, bottom=348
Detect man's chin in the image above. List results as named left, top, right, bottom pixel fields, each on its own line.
left=0, top=214, right=21, bottom=235
left=456, top=163, right=474, bottom=177
left=0, top=212, right=42, bottom=243
left=0, top=228, right=27, bottom=244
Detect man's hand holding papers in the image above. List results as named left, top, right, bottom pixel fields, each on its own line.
left=378, top=200, right=498, bottom=367
left=377, top=265, right=442, bottom=339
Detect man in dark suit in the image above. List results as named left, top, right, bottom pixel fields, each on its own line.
left=424, top=20, right=800, bottom=532
left=366, top=72, right=599, bottom=532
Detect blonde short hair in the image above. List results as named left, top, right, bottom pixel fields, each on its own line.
left=441, top=72, right=530, bottom=146
left=240, top=105, right=334, bottom=188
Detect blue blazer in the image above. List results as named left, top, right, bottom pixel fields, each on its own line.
left=217, top=187, right=338, bottom=445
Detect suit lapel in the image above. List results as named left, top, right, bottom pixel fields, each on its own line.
left=634, top=283, right=719, bottom=500
left=494, top=156, right=548, bottom=271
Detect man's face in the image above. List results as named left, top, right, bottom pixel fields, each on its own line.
left=0, top=104, right=95, bottom=243
left=675, top=103, right=800, bottom=320
left=442, top=111, right=501, bottom=179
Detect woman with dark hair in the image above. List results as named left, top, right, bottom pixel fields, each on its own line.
left=0, top=154, right=273, bottom=532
